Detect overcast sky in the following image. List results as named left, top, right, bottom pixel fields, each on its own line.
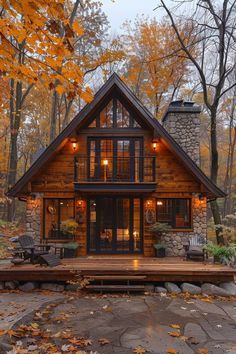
left=101, top=0, right=166, bottom=33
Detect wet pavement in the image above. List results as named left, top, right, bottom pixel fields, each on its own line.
left=0, top=291, right=236, bottom=353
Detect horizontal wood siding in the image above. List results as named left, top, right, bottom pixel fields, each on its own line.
left=30, top=128, right=202, bottom=256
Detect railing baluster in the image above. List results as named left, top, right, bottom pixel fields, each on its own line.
left=75, top=155, right=156, bottom=183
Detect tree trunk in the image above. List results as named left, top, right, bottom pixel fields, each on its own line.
left=209, top=107, right=224, bottom=244
left=49, top=90, right=59, bottom=142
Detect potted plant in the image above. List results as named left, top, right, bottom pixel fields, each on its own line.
left=149, top=222, right=172, bottom=257
left=64, top=242, right=80, bottom=258
left=60, top=219, right=78, bottom=240
left=203, top=244, right=236, bottom=266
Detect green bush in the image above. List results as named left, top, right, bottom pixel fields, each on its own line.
left=204, top=244, right=235, bottom=265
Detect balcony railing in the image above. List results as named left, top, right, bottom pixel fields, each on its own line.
left=74, top=156, right=156, bottom=183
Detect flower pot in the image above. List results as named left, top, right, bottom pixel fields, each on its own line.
left=155, top=247, right=166, bottom=258
left=213, top=255, right=221, bottom=264
left=64, top=248, right=77, bottom=258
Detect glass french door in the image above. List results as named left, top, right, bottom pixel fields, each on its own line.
left=88, top=137, right=143, bottom=182
left=88, top=197, right=143, bottom=254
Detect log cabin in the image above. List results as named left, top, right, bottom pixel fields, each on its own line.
left=7, top=74, right=226, bottom=257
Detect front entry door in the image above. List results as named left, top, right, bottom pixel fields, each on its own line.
left=88, top=197, right=143, bottom=254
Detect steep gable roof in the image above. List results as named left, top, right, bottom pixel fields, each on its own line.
left=7, top=73, right=226, bottom=198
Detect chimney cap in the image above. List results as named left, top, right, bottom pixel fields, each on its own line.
left=162, top=100, right=201, bottom=123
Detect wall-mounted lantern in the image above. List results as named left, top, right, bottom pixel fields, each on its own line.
left=152, top=139, right=159, bottom=152
left=156, top=200, right=163, bottom=206
left=70, top=138, right=78, bottom=152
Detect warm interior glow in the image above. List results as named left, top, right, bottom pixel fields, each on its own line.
left=157, top=200, right=163, bottom=206
left=77, top=199, right=84, bottom=207
left=103, top=159, right=109, bottom=166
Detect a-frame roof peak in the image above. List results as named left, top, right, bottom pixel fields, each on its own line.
left=7, top=73, right=226, bottom=198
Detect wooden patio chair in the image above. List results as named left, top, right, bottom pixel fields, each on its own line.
left=17, top=235, right=51, bottom=264
left=185, top=235, right=207, bottom=262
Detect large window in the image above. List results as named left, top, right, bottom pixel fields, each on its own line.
left=44, top=198, right=75, bottom=240
left=88, top=98, right=141, bottom=128
left=156, top=199, right=191, bottom=229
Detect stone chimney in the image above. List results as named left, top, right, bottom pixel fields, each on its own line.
left=162, top=100, right=201, bottom=165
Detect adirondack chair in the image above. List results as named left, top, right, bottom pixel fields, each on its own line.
left=17, top=235, right=51, bottom=264
left=185, top=235, right=207, bottom=261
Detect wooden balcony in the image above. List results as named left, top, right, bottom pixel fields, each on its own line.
left=74, top=156, right=157, bottom=193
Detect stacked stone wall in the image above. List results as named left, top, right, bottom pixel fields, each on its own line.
left=163, top=112, right=200, bottom=165
left=161, top=195, right=207, bottom=256
left=25, top=197, right=41, bottom=242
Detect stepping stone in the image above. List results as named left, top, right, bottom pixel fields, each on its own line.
left=19, top=282, right=38, bottom=292
left=219, top=282, right=236, bottom=296
left=201, top=283, right=231, bottom=297
left=41, top=283, right=64, bottom=292
left=184, top=323, right=207, bottom=342
left=181, top=283, right=201, bottom=295
left=155, top=286, right=167, bottom=294
left=164, top=282, right=181, bottom=294
left=4, top=281, right=18, bottom=290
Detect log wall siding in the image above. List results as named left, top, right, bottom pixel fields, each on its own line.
left=27, top=129, right=204, bottom=256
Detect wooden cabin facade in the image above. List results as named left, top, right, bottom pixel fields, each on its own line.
left=8, top=74, right=225, bottom=257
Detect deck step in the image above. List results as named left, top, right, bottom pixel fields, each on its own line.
left=85, top=284, right=145, bottom=292
left=85, top=275, right=147, bottom=281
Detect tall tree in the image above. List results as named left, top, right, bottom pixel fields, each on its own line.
left=159, top=0, right=236, bottom=244
left=121, top=17, right=191, bottom=116
left=0, top=0, right=91, bottom=220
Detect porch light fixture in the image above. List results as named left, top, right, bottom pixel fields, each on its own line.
left=77, top=199, right=84, bottom=207
left=157, top=200, right=163, bottom=206
left=72, top=142, right=78, bottom=151
left=152, top=139, right=159, bottom=152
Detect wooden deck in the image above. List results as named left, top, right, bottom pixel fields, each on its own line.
left=0, top=257, right=235, bottom=283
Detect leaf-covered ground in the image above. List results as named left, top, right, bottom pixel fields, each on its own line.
left=0, top=221, right=24, bottom=259
left=0, top=291, right=236, bottom=354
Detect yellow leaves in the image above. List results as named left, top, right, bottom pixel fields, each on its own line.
left=168, top=331, right=181, bottom=338
left=197, top=349, right=209, bottom=354
left=72, top=21, right=84, bottom=36
left=98, top=338, right=110, bottom=345
left=133, top=346, right=147, bottom=354
left=167, top=349, right=179, bottom=354
left=170, top=324, right=181, bottom=329
left=56, top=85, right=65, bottom=95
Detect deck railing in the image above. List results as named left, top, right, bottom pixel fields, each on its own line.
left=74, top=156, right=156, bottom=183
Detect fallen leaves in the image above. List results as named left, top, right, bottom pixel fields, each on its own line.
left=98, top=338, right=110, bottom=345
left=167, top=349, right=179, bottom=354
left=133, top=346, right=147, bottom=354
left=197, top=349, right=209, bottom=354
left=170, top=324, right=180, bottom=329
left=168, top=331, right=181, bottom=338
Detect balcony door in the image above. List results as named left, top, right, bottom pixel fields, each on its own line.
left=88, top=137, right=143, bottom=182
left=88, top=197, right=143, bottom=254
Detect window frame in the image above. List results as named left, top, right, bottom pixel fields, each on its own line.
left=156, top=198, right=192, bottom=230
left=43, top=198, right=75, bottom=241
left=88, top=97, right=141, bottom=129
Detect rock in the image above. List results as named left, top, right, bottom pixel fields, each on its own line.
left=144, top=284, right=155, bottom=293
left=219, top=282, right=236, bottom=296
left=180, top=283, right=201, bottom=295
left=201, top=283, right=231, bottom=297
left=184, top=323, right=207, bottom=342
left=0, top=341, right=13, bottom=353
left=164, top=282, right=181, bottom=294
left=65, top=283, right=81, bottom=291
left=41, top=283, right=64, bottom=292
left=155, top=286, right=167, bottom=294
left=19, top=282, right=38, bottom=292
left=4, top=281, right=18, bottom=290
left=0, top=282, right=4, bottom=290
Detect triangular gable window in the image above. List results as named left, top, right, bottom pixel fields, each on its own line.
left=88, top=99, right=141, bottom=128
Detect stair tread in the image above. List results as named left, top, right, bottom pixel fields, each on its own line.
left=86, top=284, right=145, bottom=290
left=85, top=275, right=146, bottom=280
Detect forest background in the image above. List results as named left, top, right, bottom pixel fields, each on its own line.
left=0, top=0, right=235, bottom=243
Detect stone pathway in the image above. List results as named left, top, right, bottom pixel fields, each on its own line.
left=0, top=291, right=236, bottom=353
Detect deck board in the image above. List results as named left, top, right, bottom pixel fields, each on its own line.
left=0, top=257, right=235, bottom=283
